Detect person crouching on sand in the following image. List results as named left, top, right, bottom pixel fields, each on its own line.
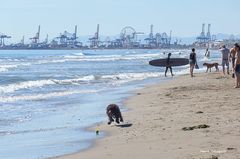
left=234, top=44, right=240, bottom=88
left=189, top=48, right=197, bottom=77
left=165, top=53, right=174, bottom=77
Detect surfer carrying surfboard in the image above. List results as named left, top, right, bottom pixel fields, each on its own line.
left=165, top=53, right=174, bottom=77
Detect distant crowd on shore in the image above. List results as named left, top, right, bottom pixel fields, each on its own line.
left=189, top=43, right=240, bottom=88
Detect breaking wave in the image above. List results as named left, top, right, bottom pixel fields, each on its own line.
left=0, top=80, right=56, bottom=94
left=0, top=72, right=163, bottom=94
left=0, top=90, right=98, bottom=103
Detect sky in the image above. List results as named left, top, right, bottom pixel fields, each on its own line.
left=0, top=0, right=239, bottom=42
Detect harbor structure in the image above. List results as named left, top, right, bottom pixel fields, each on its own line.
left=89, top=24, right=101, bottom=48
left=50, top=25, right=82, bottom=48
left=144, top=25, right=172, bottom=48
left=1, top=23, right=237, bottom=49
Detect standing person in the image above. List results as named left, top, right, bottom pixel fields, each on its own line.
left=189, top=48, right=197, bottom=77
left=234, top=44, right=240, bottom=88
left=230, top=43, right=238, bottom=78
left=205, top=48, right=210, bottom=58
left=219, top=45, right=230, bottom=75
left=165, top=53, right=174, bottom=77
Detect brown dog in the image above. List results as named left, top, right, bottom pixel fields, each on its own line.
left=106, top=104, right=123, bottom=125
left=203, top=62, right=219, bottom=72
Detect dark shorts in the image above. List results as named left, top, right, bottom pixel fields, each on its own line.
left=235, top=64, right=240, bottom=75
left=189, top=60, right=196, bottom=65
left=232, top=58, right=236, bottom=67
left=222, top=59, right=229, bottom=67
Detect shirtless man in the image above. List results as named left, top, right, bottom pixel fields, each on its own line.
left=234, top=43, right=240, bottom=88
left=229, top=43, right=238, bottom=78
left=219, top=45, right=230, bottom=75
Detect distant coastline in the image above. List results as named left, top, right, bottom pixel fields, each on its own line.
left=0, top=47, right=220, bottom=51
left=0, top=45, right=223, bottom=51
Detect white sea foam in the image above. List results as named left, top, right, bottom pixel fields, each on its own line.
left=0, top=63, right=32, bottom=72
left=0, top=80, right=56, bottom=94
left=0, top=65, right=18, bottom=72
left=0, top=73, right=120, bottom=94
left=52, top=75, right=96, bottom=84
left=0, top=89, right=98, bottom=103
left=12, top=54, right=162, bottom=67
left=72, top=52, right=84, bottom=56
left=60, top=53, right=163, bottom=62
left=0, top=67, right=9, bottom=72
left=36, top=59, right=68, bottom=65
left=50, top=72, right=164, bottom=86
left=0, top=67, right=201, bottom=95
left=0, top=53, right=168, bottom=70
left=100, top=72, right=163, bottom=85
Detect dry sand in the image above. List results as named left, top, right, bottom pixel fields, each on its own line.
left=56, top=73, right=240, bottom=159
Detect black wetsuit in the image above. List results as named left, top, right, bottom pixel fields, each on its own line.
left=189, top=52, right=196, bottom=65
left=165, top=56, right=173, bottom=76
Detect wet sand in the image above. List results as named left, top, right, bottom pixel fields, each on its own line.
left=56, top=73, right=240, bottom=159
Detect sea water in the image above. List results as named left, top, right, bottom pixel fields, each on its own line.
left=0, top=49, right=221, bottom=159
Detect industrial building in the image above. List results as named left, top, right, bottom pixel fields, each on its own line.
left=1, top=23, right=236, bottom=50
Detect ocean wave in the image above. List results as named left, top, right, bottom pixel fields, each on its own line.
left=15, top=53, right=164, bottom=67
left=0, top=71, right=161, bottom=95
left=60, top=53, right=163, bottom=62
left=0, top=80, right=56, bottom=94
left=0, top=115, right=32, bottom=126
left=0, top=63, right=32, bottom=72
left=36, top=59, right=68, bottom=65
left=0, top=126, right=69, bottom=136
left=63, top=52, right=84, bottom=59
left=0, top=52, right=188, bottom=72
left=0, top=89, right=98, bottom=103
left=101, top=72, right=161, bottom=80
left=52, top=72, right=164, bottom=86
left=0, top=65, right=19, bottom=72
left=0, top=72, right=164, bottom=94
left=100, top=72, right=163, bottom=85
left=52, top=75, right=96, bottom=84
left=72, top=52, right=84, bottom=56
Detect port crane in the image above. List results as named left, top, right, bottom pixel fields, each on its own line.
left=54, top=25, right=81, bottom=47
left=30, top=25, right=40, bottom=44
left=89, top=24, right=100, bottom=48
left=0, top=33, right=11, bottom=47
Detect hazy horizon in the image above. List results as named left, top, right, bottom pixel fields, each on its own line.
left=1, top=0, right=239, bottom=43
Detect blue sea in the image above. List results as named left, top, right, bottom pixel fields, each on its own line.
left=0, top=49, right=222, bottom=159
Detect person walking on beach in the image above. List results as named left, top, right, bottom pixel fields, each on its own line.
left=165, top=53, right=174, bottom=77
left=189, top=48, right=197, bottom=77
left=205, top=48, right=210, bottom=58
left=219, top=45, right=230, bottom=76
left=230, top=43, right=238, bottom=78
left=234, top=44, right=240, bottom=88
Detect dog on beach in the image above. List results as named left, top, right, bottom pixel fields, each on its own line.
left=106, top=104, right=123, bottom=125
left=203, top=62, right=219, bottom=72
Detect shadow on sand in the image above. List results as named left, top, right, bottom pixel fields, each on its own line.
left=115, top=123, right=133, bottom=128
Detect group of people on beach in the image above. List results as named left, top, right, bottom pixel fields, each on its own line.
left=190, top=43, right=240, bottom=88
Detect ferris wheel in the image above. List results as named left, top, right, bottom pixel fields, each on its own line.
left=120, top=26, right=136, bottom=42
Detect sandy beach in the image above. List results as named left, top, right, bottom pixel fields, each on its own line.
left=56, top=72, right=240, bottom=159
